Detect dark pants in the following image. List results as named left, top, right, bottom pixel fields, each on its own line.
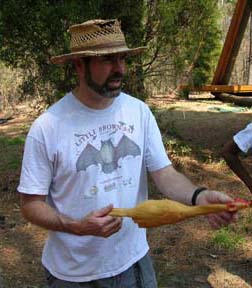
left=44, top=253, right=157, bottom=288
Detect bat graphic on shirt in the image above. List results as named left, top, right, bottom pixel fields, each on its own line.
left=76, top=135, right=141, bottom=174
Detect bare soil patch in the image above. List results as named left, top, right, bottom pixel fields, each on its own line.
left=1, top=98, right=252, bottom=287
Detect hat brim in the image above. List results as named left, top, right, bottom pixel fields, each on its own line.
left=51, top=46, right=146, bottom=64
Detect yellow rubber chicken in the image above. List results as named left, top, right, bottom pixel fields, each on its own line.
left=109, top=198, right=250, bottom=228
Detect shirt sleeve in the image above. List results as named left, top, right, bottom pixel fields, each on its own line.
left=233, top=123, right=252, bottom=153
left=17, top=135, right=53, bottom=195
left=144, top=108, right=171, bottom=172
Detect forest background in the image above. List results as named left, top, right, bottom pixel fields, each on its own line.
left=0, top=0, right=246, bottom=109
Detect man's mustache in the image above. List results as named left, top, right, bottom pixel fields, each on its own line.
left=107, top=72, right=124, bottom=82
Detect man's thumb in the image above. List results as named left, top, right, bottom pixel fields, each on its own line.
left=95, top=204, right=114, bottom=217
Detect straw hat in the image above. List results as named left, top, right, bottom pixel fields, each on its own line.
left=51, top=19, right=146, bottom=64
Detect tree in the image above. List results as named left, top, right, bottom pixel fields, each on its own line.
left=0, top=0, right=225, bottom=103
left=0, top=0, right=103, bottom=104
left=142, top=0, right=222, bottom=95
left=0, top=0, right=147, bottom=103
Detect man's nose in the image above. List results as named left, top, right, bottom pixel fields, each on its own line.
left=112, top=58, right=126, bottom=74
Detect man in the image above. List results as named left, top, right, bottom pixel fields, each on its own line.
left=18, top=19, right=236, bottom=288
left=222, top=122, right=252, bottom=193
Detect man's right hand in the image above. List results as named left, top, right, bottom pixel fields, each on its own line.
left=20, top=194, right=122, bottom=237
left=70, top=205, right=123, bottom=237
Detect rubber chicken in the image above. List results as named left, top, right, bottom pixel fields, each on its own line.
left=109, top=198, right=251, bottom=228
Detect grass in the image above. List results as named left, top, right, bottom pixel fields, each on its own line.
left=0, top=135, right=25, bottom=146
left=163, top=136, right=192, bottom=158
left=0, top=135, right=25, bottom=202
left=0, top=136, right=25, bottom=172
left=210, top=227, right=245, bottom=251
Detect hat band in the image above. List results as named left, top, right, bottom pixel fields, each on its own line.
left=71, top=40, right=127, bottom=53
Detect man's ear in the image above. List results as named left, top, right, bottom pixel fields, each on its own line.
left=73, top=58, right=85, bottom=77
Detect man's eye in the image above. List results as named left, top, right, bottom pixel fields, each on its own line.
left=100, top=55, right=126, bottom=63
left=121, top=53, right=127, bottom=59
left=102, top=56, right=112, bottom=62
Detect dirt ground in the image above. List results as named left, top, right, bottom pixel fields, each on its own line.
left=1, top=96, right=252, bottom=287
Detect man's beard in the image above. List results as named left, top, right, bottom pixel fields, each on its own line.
left=85, top=63, right=123, bottom=99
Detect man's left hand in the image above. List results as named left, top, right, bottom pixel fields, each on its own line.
left=196, top=189, right=238, bottom=229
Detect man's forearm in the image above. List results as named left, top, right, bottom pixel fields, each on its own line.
left=150, top=165, right=198, bottom=205
left=21, top=200, right=79, bottom=234
left=20, top=196, right=121, bottom=237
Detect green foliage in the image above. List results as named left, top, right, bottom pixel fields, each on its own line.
left=0, top=0, right=146, bottom=103
left=172, top=0, right=222, bottom=86
left=210, top=227, right=245, bottom=251
left=0, top=136, right=25, bottom=146
left=143, top=0, right=222, bottom=92
left=0, top=0, right=103, bottom=103
left=0, top=136, right=25, bottom=172
left=163, top=136, right=192, bottom=158
left=0, top=0, right=225, bottom=103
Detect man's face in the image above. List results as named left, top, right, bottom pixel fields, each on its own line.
left=84, top=54, right=126, bottom=98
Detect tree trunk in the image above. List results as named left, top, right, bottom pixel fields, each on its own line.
left=216, top=93, right=252, bottom=106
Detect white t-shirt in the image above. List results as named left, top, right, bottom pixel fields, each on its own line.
left=18, top=92, right=171, bottom=282
left=233, top=122, right=252, bottom=153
